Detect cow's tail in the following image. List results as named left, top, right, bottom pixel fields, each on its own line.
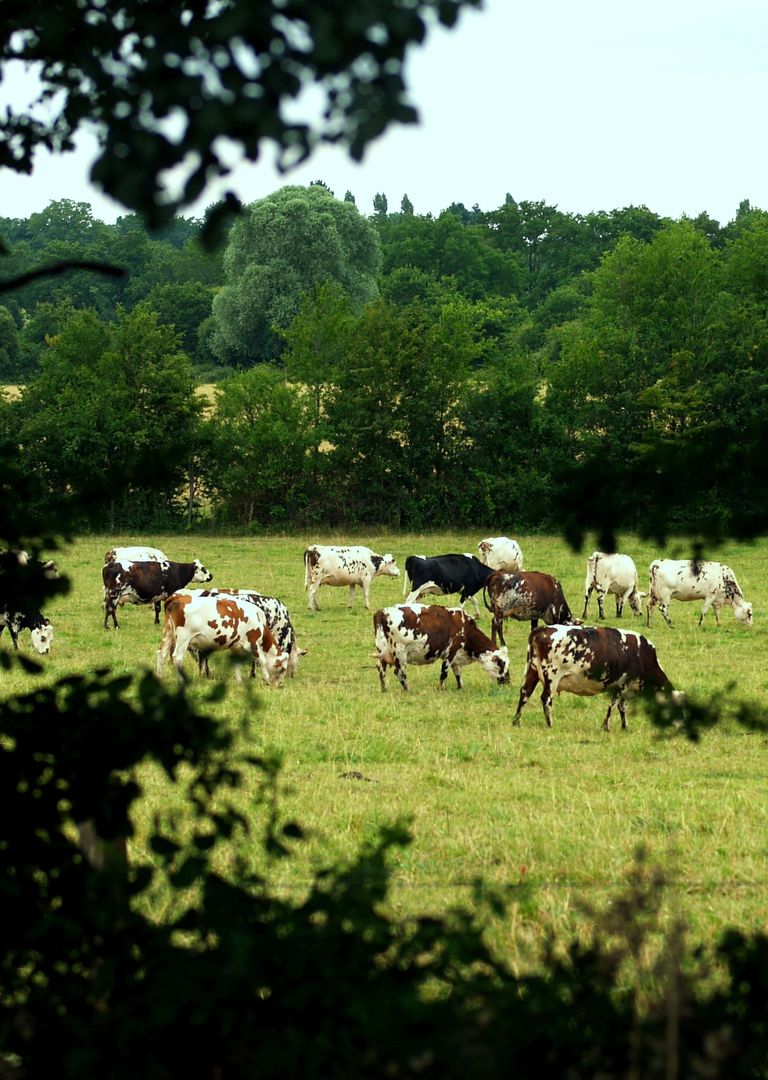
left=303, top=549, right=310, bottom=591
left=483, top=581, right=493, bottom=613
left=648, top=559, right=660, bottom=598
left=402, top=564, right=410, bottom=597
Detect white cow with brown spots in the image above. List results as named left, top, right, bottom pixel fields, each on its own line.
left=477, top=536, right=524, bottom=573
left=304, top=545, right=399, bottom=611
left=157, top=592, right=289, bottom=686
left=646, top=559, right=753, bottom=628
left=373, top=603, right=509, bottom=691
left=514, top=624, right=681, bottom=730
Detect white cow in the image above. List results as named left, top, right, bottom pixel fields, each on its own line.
left=476, top=536, right=524, bottom=572
left=582, top=552, right=645, bottom=620
left=157, top=592, right=289, bottom=686
left=304, top=545, right=399, bottom=611
left=647, top=559, right=753, bottom=628
left=104, top=545, right=168, bottom=565
left=173, top=588, right=306, bottom=678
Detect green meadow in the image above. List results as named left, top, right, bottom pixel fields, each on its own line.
left=6, top=531, right=768, bottom=966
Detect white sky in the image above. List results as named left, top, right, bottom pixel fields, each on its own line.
left=1, top=0, right=767, bottom=225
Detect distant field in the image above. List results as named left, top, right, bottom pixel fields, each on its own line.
left=5, top=531, right=768, bottom=965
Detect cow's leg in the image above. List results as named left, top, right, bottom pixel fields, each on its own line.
left=659, top=602, right=673, bottom=628
left=596, top=589, right=606, bottom=620
left=362, top=577, right=373, bottom=611
left=646, top=596, right=654, bottom=626
left=618, top=697, right=629, bottom=731
left=491, top=610, right=505, bottom=647
left=393, top=654, right=408, bottom=692
left=615, top=593, right=624, bottom=618
left=170, top=635, right=191, bottom=685
left=582, top=585, right=593, bottom=620
left=438, top=659, right=450, bottom=690
left=513, top=664, right=540, bottom=726
left=349, top=584, right=356, bottom=609
left=307, top=580, right=321, bottom=611
left=156, top=620, right=176, bottom=677
left=540, top=680, right=555, bottom=728
left=698, top=596, right=715, bottom=626
left=376, top=655, right=389, bottom=691
left=462, top=591, right=481, bottom=618
left=530, top=618, right=539, bottom=631
left=450, top=661, right=464, bottom=690
left=154, top=600, right=161, bottom=624
left=104, top=592, right=119, bottom=630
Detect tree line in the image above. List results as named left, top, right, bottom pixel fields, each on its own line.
left=2, top=186, right=768, bottom=534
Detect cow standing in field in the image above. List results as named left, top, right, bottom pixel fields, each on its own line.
left=582, top=552, right=644, bottom=620
left=157, top=592, right=288, bottom=686
left=373, top=604, right=509, bottom=691
left=403, top=554, right=494, bottom=617
left=103, top=546, right=169, bottom=623
left=477, top=536, right=524, bottom=573
left=102, top=558, right=213, bottom=629
left=514, top=624, right=682, bottom=730
left=646, top=559, right=753, bottom=628
left=304, top=545, right=399, bottom=611
left=175, top=588, right=306, bottom=678
left=484, top=570, right=577, bottom=646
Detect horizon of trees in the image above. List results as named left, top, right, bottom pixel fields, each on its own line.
left=2, top=189, right=768, bottom=538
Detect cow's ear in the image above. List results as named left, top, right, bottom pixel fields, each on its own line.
left=371, top=555, right=383, bottom=571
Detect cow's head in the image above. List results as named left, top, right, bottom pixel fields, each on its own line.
left=374, top=554, right=400, bottom=578
left=263, top=648, right=290, bottom=688
left=192, top=559, right=213, bottom=584
left=480, top=645, right=510, bottom=686
left=629, top=589, right=647, bottom=616
left=735, top=599, right=753, bottom=626
left=31, top=618, right=53, bottom=655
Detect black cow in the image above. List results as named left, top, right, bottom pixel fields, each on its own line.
left=403, top=554, right=495, bottom=617
left=514, top=624, right=682, bottom=730
left=102, top=558, right=212, bottom=629
left=484, top=570, right=577, bottom=645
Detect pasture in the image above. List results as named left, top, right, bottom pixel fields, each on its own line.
left=6, top=531, right=768, bottom=967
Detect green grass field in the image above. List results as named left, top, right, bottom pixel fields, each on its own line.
left=5, top=531, right=768, bottom=966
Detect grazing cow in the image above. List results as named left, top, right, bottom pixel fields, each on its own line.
left=175, top=588, right=306, bottom=678
left=157, top=592, right=289, bottom=686
left=403, top=554, right=494, bottom=617
left=646, top=559, right=753, bottom=628
left=477, top=536, right=525, bottom=573
left=582, top=552, right=645, bottom=620
left=514, top=624, right=681, bottom=730
left=373, top=604, right=509, bottom=691
left=0, top=609, right=53, bottom=654
left=103, top=558, right=212, bottom=629
left=484, top=570, right=577, bottom=645
left=304, top=545, right=399, bottom=611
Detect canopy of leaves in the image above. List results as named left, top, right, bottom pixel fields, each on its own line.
left=1, top=0, right=481, bottom=228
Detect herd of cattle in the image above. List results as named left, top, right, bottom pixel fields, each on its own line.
left=0, top=536, right=754, bottom=729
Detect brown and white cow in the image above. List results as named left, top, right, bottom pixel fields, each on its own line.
left=483, top=570, right=577, bottom=646
left=477, top=536, right=524, bottom=573
left=102, top=558, right=212, bottom=629
left=157, top=592, right=289, bottom=686
left=304, top=545, right=399, bottom=611
left=173, top=588, right=306, bottom=678
left=514, top=624, right=681, bottom=731
left=403, top=554, right=494, bottom=617
left=582, top=552, right=645, bottom=620
left=646, top=559, right=753, bottom=628
left=373, top=604, right=509, bottom=691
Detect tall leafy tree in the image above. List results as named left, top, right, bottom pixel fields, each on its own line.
left=14, top=307, right=201, bottom=527
left=211, top=185, right=380, bottom=364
